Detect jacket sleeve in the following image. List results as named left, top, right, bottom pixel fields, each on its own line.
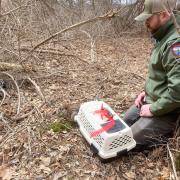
left=150, top=41, right=180, bottom=116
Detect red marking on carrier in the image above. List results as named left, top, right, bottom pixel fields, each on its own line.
left=90, top=104, right=115, bottom=138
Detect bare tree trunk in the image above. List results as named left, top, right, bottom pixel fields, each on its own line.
left=0, top=0, right=2, bottom=15
left=79, top=0, right=84, bottom=8
left=103, top=0, right=112, bottom=11
left=79, top=0, right=84, bottom=18
left=110, top=0, right=113, bottom=6
left=92, top=0, right=95, bottom=10
left=176, top=1, right=180, bottom=10
left=68, top=0, right=73, bottom=8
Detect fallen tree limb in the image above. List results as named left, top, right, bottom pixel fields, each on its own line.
left=0, top=62, right=23, bottom=71
left=15, top=47, right=89, bottom=64
left=11, top=102, right=45, bottom=121
left=21, top=9, right=121, bottom=63
left=0, top=62, right=36, bottom=72
left=11, top=77, right=46, bottom=121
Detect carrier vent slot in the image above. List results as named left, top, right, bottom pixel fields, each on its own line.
left=109, top=135, right=131, bottom=150
left=78, top=110, right=104, bottom=147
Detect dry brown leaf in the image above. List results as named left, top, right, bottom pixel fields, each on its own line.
left=107, top=176, right=117, bottom=180
left=158, top=167, right=170, bottom=179
left=40, top=156, right=51, bottom=166
left=124, top=171, right=136, bottom=179
left=147, top=162, right=155, bottom=168
left=0, top=165, right=12, bottom=180
left=39, top=164, right=51, bottom=174
left=53, top=171, right=67, bottom=180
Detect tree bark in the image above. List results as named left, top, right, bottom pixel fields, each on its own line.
left=92, top=0, right=95, bottom=10
left=0, top=0, right=2, bottom=15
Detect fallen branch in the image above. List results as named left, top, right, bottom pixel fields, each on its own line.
left=0, top=126, right=27, bottom=147
left=11, top=102, right=45, bottom=121
left=34, top=70, right=66, bottom=80
left=0, top=87, right=10, bottom=106
left=0, top=62, right=24, bottom=71
left=11, top=77, right=46, bottom=122
left=0, top=87, right=6, bottom=106
left=21, top=9, right=121, bottom=63
left=15, top=47, right=89, bottom=64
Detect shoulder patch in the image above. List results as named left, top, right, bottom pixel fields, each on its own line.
left=171, top=43, right=180, bottom=57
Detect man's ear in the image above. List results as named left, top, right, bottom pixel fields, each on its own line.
left=161, top=11, right=171, bottom=20
left=165, top=11, right=171, bottom=18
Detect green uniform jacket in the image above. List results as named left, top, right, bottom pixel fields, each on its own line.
left=145, top=16, right=180, bottom=116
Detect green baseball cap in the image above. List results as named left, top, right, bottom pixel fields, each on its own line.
left=135, top=0, right=177, bottom=21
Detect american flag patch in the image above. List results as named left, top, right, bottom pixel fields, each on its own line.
left=171, top=43, right=180, bottom=57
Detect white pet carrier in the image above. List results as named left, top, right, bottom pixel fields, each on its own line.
left=74, top=101, right=136, bottom=160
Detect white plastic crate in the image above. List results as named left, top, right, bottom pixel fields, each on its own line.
left=74, top=101, right=136, bottom=160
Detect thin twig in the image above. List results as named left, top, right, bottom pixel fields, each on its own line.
left=81, top=30, right=97, bottom=62
left=1, top=5, right=30, bottom=17
left=167, top=144, right=178, bottom=180
left=33, top=104, right=44, bottom=120
left=0, top=88, right=6, bottom=106
left=0, top=126, right=27, bottom=147
left=0, top=72, right=21, bottom=115
left=11, top=102, right=46, bottom=121
left=27, top=126, right=32, bottom=155
left=170, top=148, right=180, bottom=153
left=27, top=77, right=46, bottom=103
left=174, top=115, right=180, bottom=138
left=11, top=108, right=35, bottom=121
left=15, top=47, right=89, bottom=64
left=0, top=113, right=13, bottom=132
left=0, top=87, right=7, bottom=106
left=167, top=2, right=180, bottom=35
left=34, top=71, right=66, bottom=80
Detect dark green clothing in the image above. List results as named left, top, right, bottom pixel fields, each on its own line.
left=145, top=16, right=180, bottom=116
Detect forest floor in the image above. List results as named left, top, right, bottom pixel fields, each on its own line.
left=0, top=32, right=179, bottom=179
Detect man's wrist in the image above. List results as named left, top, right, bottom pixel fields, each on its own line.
left=149, top=105, right=154, bottom=115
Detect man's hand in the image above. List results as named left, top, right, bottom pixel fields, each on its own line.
left=135, top=91, right=145, bottom=108
left=140, top=104, right=153, bottom=117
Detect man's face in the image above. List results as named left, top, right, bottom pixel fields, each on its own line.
left=145, top=13, right=162, bottom=33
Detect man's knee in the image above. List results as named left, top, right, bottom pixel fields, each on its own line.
left=131, top=118, right=153, bottom=145
left=131, top=116, right=175, bottom=147
left=123, top=105, right=140, bottom=126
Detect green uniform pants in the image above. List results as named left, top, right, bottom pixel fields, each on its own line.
left=123, top=105, right=179, bottom=150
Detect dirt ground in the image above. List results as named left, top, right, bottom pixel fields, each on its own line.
left=0, top=32, right=179, bottom=179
